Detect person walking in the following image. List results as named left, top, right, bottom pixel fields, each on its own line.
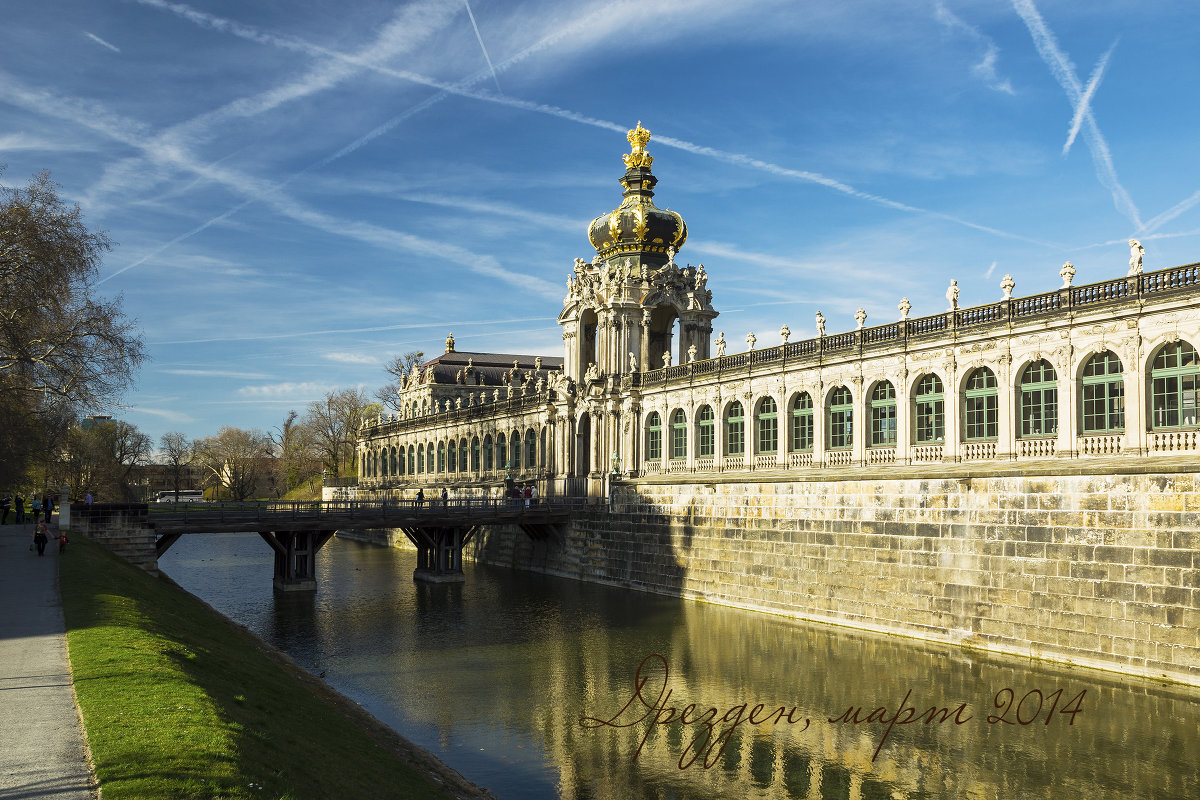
left=523, top=484, right=532, bottom=509
left=84, top=492, right=93, bottom=507
left=42, top=495, right=53, bottom=523
left=32, top=522, right=49, bottom=557
left=31, top=497, right=41, bottom=520
left=441, top=487, right=448, bottom=507
left=13, top=494, right=23, bottom=525
left=415, top=488, right=424, bottom=507
left=1, top=496, right=9, bottom=525
left=57, top=529, right=68, bottom=554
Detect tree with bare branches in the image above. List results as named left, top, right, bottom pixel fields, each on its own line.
left=375, top=350, right=424, bottom=411
left=197, top=427, right=273, bottom=501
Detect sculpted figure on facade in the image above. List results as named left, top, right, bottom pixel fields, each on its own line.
left=445, top=332, right=455, bottom=353
left=694, top=263, right=707, bottom=294
left=746, top=331, right=756, bottom=350
left=855, top=308, right=867, bottom=329
left=1001, top=274, right=1015, bottom=299
left=629, top=351, right=638, bottom=372
left=688, top=343, right=697, bottom=363
left=780, top=324, right=790, bottom=344
left=899, top=297, right=911, bottom=320
left=946, top=280, right=959, bottom=311
left=585, top=362, right=600, bottom=382
left=1060, top=261, right=1076, bottom=288
left=714, top=332, right=727, bottom=357
left=815, top=311, right=826, bottom=336
left=1129, top=239, right=1145, bottom=275
left=662, top=350, right=672, bottom=368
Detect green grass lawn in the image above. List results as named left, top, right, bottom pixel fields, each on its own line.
left=59, top=537, right=477, bottom=800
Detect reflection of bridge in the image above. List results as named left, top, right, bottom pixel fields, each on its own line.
left=77, top=499, right=586, bottom=591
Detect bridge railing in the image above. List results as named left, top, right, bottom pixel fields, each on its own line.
left=147, top=497, right=594, bottom=525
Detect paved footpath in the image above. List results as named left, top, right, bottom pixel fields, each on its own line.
left=0, top=522, right=98, bottom=799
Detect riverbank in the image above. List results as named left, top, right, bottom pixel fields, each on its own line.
left=59, top=535, right=494, bottom=800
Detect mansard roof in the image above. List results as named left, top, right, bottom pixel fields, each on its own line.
left=418, top=350, right=563, bottom=387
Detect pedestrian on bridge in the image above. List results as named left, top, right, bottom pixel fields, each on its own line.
left=441, top=487, right=448, bottom=507
left=415, top=488, right=424, bottom=507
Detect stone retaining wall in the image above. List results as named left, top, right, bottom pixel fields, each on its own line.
left=451, top=472, right=1200, bottom=686
left=69, top=504, right=159, bottom=574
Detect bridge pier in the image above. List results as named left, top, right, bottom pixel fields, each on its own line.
left=259, top=530, right=335, bottom=591
left=405, top=526, right=475, bottom=583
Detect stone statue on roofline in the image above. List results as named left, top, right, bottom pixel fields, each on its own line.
left=855, top=308, right=867, bottom=329
left=688, top=343, right=697, bottom=363
left=1060, top=261, right=1076, bottom=288
left=946, top=279, right=959, bottom=311
left=714, top=332, right=727, bottom=357
left=899, top=297, right=911, bottom=320
left=1128, top=239, right=1145, bottom=275
left=1000, top=275, right=1015, bottom=299
left=815, top=311, right=826, bottom=337
left=445, top=332, right=455, bottom=353
left=745, top=332, right=756, bottom=350
left=662, top=350, right=672, bottom=368
left=780, top=324, right=791, bottom=344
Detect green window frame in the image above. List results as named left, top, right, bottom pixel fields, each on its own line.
left=408, top=445, right=415, bottom=474
left=964, top=368, right=999, bottom=440
left=446, top=440, right=456, bottom=472
left=460, top=439, right=468, bottom=472
left=471, top=437, right=481, bottom=471
left=914, top=374, right=944, bottom=443
left=697, top=405, right=715, bottom=457
left=646, top=412, right=662, bottom=460
left=1151, top=341, right=1200, bottom=428
left=670, top=410, right=688, bottom=459
left=511, top=431, right=522, bottom=469
left=525, top=430, right=536, bottom=469
left=869, top=382, right=897, bottom=446
left=380, top=448, right=389, bottom=477
left=483, top=436, right=493, bottom=470
left=1020, top=360, right=1058, bottom=437
left=791, top=393, right=814, bottom=452
left=756, top=397, right=779, bottom=453
left=417, top=444, right=425, bottom=474
left=726, top=402, right=745, bottom=456
left=437, top=442, right=445, bottom=472
left=392, top=447, right=400, bottom=475
left=828, top=386, right=853, bottom=449
left=496, top=433, right=507, bottom=470
left=1081, top=352, right=1124, bottom=433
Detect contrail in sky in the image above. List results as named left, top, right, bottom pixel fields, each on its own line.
left=1063, top=40, right=1117, bottom=156
left=463, top=0, right=501, bottom=93
left=83, top=31, right=121, bottom=52
left=1012, top=0, right=1141, bottom=230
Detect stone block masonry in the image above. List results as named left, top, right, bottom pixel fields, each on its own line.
left=459, top=470, right=1200, bottom=687
left=69, top=503, right=159, bottom=574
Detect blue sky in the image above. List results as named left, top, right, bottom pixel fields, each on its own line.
left=3, top=0, right=1198, bottom=446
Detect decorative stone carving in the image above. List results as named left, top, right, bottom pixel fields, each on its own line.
left=815, top=311, right=826, bottom=336
left=1001, top=274, right=1015, bottom=299
left=946, top=279, right=959, bottom=311
left=855, top=308, right=867, bottom=329
left=585, top=362, right=600, bottom=382
left=1060, top=261, right=1076, bottom=288
left=445, top=332, right=455, bottom=352
left=534, top=357, right=542, bottom=371
left=662, top=350, right=672, bottom=368
left=780, top=324, right=790, bottom=344
left=687, top=343, right=697, bottom=363
left=714, top=332, right=727, bottom=357
left=899, top=297, right=911, bottom=320
left=455, top=397, right=462, bottom=409
left=1128, top=239, right=1145, bottom=275
left=746, top=332, right=756, bottom=350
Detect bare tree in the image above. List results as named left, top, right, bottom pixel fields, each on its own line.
left=60, top=418, right=152, bottom=501
left=270, top=410, right=320, bottom=493
left=303, top=388, right=373, bottom=477
left=0, top=169, right=145, bottom=408
left=197, top=426, right=273, bottom=501
left=159, top=431, right=196, bottom=501
left=375, top=350, right=424, bottom=411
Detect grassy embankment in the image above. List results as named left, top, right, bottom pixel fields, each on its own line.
left=59, top=536, right=484, bottom=800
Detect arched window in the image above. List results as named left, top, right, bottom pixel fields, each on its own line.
left=460, top=439, right=469, bottom=473
left=447, top=439, right=456, bottom=472
left=539, top=427, right=547, bottom=468
left=828, top=387, right=853, bottom=449
left=427, top=442, right=435, bottom=473
left=380, top=447, right=388, bottom=477
left=790, top=393, right=814, bottom=452
left=1082, top=352, right=1124, bottom=433
left=964, top=367, right=999, bottom=440
left=408, top=445, right=415, bottom=474
left=696, top=405, right=715, bottom=457
left=396, top=446, right=405, bottom=475
left=511, top=431, right=522, bottom=470
left=645, top=412, right=662, bottom=460
left=756, top=397, right=778, bottom=453
left=525, top=429, right=536, bottom=469
left=670, top=409, right=688, bottom=459
left=869, top=382, right=896, bottom=446
left=471, top=437, right=481, bottom=471
left=417, top=444, right=425, bottom=474
left=483, top=435, right=494, bottom=471
left=1020, top=360, right=1058, bottom=437
left=437, top=442, right=446, bottom=472
left=391, top=446, right=399, bottom=475
left=496, top=433, right=507, bottom=470
left=1151, top=341, right=1200, bottom=428
left=914, top=374, right=944, bottom=443
left=725, top=402, right=745, bottom=456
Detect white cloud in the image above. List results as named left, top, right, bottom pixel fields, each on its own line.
left=322, top=352, right=378, bottom=365
left=236, top=381, right=333, bottom=398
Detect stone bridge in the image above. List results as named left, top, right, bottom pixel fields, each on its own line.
left=70, top=499, right=587, bottom=590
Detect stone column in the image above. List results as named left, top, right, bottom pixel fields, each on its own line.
left=945, top=364, right=961, bottom=462
left=813, top=382, right=827, bottom=468
left=852, top=376, right=866, bottom=466
left=1126, top=358, right=1145, bottom=455
left=896, top=373, right=910, bottom=465
left=1056, top=355, right=1077, bottom=457
left=996, top=355, right=1014, bottom=460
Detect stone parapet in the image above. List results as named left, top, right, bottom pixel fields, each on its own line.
left=71, top=503, right=159, bottom=574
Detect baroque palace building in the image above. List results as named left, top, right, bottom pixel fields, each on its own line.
left=357, top=124, right=1200, bottom=501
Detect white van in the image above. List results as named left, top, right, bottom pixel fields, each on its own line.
left=155, top=490, right=205, bottom=503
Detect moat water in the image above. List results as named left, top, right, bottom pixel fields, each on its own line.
left=160, top=533, right=1200, bottom=800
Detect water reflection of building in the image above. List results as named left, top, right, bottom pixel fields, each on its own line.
left=354, top=124, right=1200, bottom=688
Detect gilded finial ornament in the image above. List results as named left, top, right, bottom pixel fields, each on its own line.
left=623, top=121, right=654, bottom=170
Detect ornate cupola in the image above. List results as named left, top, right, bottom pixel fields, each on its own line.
left=587, top=123, right=687, bottom=268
